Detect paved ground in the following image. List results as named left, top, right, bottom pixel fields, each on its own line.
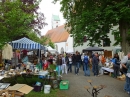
left=58, top=66, right=129, bottom=97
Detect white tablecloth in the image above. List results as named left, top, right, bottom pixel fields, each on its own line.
left=102, top=67, right=114, bottom=73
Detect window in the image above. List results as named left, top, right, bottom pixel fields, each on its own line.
left=103, top=38, right=111, bottom=47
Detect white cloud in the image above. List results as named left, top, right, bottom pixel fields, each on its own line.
left=39, top=0, right=66, bottom=35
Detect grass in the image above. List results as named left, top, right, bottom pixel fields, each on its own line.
left=25, top=89, right=58, bottom=97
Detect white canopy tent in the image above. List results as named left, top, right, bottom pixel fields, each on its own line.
left=45, top=46, right=57, bottom=53
left=66, top=49, right=74, bottom=54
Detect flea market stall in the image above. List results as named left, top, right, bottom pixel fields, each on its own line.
left=82, top=46, right=104, bottom=57
left=0, top=37, right=59, bottom=96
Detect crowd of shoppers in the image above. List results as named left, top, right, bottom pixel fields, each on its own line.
left=55, top=51, right=105, bottom=77
left=43, top=50, right=130, bottom=96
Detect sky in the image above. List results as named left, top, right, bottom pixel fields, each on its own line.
left=39, top=0, right=66, bottom=35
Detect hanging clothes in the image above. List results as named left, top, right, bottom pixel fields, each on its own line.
left=37, top=49, right=41, bottom=57
left=2, top=44, right=13, bottom=60
left=22, top=49, right=28, bottom=56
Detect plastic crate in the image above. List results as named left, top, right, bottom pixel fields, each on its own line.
left=60, top=80, right=69, bottom=90
left=33, top=82, right=43, bottom=92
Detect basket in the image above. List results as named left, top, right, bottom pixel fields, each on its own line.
left=33, top=82, right=43, bottom=92
left=60, top=80, right=69, bottom=90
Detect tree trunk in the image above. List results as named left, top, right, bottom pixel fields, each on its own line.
left=119, top=20, right=130, bottom=55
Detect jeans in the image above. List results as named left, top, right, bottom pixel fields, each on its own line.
left=58, top=65, right=62, bottom=76
left=113, top=65, right=120, bottom=78
left=75, top=62, right=80, bottom=74
left=93, top=65, right=99, bottom=76
left=62, top=64, right=67, bottom=74
left=68, top=64, right=72, bottom=72
left=84, top=63, right=90, bottom=76
left=124, top=74, right=130, bottom=92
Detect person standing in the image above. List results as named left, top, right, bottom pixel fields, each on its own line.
left=75, top=51, right=81, bottom=75
left=126, top=60, right=130, bottom=94
left=92, top=53, right=99, bottom=76
left=83, top=53, right=90, bottom=76
left=62, top=54, right=67, bottom=74
left=68, top=54, right=73, bottom=73
left=121, top=53, right=130, bottom=93
left=112, top=54, right=120, bottom=78
left=56, top=55, right=62, bottom=76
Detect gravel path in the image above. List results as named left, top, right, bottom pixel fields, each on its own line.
left=58, top=66, right=129, bottom=97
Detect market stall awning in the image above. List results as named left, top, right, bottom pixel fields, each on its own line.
left=45, top=46, right=57, bottom=53
left=83, top=46, right=104, bottom=52
left=11, top=37, right=42, bottom=49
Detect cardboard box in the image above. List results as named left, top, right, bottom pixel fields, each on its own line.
left=7, top=84, right=33, bottom=94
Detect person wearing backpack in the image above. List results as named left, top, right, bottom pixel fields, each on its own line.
left=112, top=54, right=120, bottom=78
left=83, top=53, right=90, bottom=76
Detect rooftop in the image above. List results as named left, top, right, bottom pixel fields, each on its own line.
left=45, top=25, right=69, bottom=43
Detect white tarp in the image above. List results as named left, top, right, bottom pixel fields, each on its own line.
left=66, top=49, right=74, bottom=53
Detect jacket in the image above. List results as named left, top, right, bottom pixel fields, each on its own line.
left=92, top=56, right=99, bottom=65
left=126, top=60, right=130, bottom=73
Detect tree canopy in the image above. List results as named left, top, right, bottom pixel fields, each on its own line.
left=53, top=0, right=130, bottom=54
left=28, top=32, right=55, bottom=49
left=0, top=0, right=47, bottom=49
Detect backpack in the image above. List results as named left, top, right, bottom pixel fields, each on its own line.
left=112, top=58, right=116, bottom=65
left=84, top=56, right=89, bottom=64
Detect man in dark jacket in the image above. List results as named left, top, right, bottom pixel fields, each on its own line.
left=92, top=53, right=99, bottom=76
left=75, top=51, right=81, bottom=75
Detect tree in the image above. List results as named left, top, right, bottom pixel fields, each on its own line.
left=48, top=40, right=55, bottom=49
left=0, top=0, right=47, bottom=49
left=21, top=0, right=47, bottom=35
left=27, top=32, right=48, bottom=45
left=0, top=0, right=34, bottom=49
left=53, top=0, right=130, bottom=54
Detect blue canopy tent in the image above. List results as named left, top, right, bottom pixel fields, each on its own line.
left=11, top=37, right=41, bottom=50
left=10, top=37, right=45, bottom=59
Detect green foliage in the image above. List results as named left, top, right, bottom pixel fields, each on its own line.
left=53, top=0, right=130, bottom=47
left=27, top=32, right=49, bottom=45
left=0, top=0, right=34, bottom=49
left=48, top=40, right=55, bottom=49
left=0, top=0, right=46, bottom=49
left=27, top=32, right=55, bottom=48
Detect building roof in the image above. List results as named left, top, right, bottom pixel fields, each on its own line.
left=52, top=15, right=60, bottom=21
left=45, top=25, right=69, bottom=43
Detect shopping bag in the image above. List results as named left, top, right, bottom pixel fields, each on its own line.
left=56, top=66, right=58, bottom=72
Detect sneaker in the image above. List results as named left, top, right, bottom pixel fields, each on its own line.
left=97, top=75, right=100, bottom=77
